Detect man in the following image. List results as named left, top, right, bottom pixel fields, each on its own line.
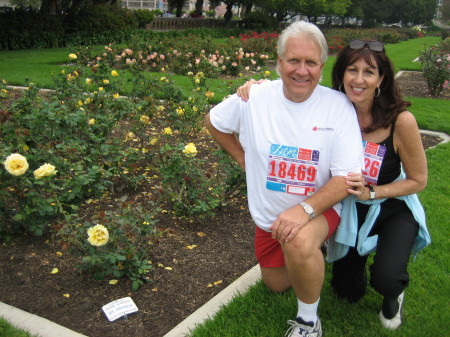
left=205, top=21, right=363, bottom=337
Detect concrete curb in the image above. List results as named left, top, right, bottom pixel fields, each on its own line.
left=420, top=129, right=450, bottom=149
left=0, top=301, right=88, bottom=337
left=163, top=264, right=261, bottom=337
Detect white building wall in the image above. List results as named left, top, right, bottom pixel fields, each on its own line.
left=0, top=0, right=12, bottom=7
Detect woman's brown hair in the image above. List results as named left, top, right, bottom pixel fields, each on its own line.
left=331, top=45, right=411, bottom=133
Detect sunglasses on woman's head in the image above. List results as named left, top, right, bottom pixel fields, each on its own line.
left=349, top=40, right=385, bottom=52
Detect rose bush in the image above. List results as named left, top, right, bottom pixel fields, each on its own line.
left=421, top=38, right=450, bottom=96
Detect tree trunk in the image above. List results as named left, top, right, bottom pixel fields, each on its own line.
left=195, top=0, right=204, bottom=16
left=40, top=0, right=58, bottom=14
left=176, top=0, right=184, bottom=17
left=224, top=3, right=233, bottom=26
left=242, top=3, right=253, bottom=18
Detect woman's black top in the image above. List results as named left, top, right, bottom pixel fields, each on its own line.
left=375, top=118, right=401, bottom=186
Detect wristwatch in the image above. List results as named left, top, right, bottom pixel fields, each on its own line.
left=299, top=202, right=315, bottom=219
left=368, top=185, right=376, bottom=200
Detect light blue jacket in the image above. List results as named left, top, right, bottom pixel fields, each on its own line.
left=327, top=172, right=431, bottom=263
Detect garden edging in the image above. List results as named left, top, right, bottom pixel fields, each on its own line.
left=0, top=264, right=261, bottom=337
left=0, top=301, right=88, bottom=337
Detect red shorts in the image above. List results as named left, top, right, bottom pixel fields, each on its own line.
left=254, top=208, right=340, bottom=268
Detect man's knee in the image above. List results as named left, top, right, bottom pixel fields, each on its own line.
left=283, top=231, right=320, bottom=262
left=260, top=266, right=291, bottom=293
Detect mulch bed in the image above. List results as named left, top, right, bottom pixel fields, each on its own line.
left=0, top=70, right=448, bottom=337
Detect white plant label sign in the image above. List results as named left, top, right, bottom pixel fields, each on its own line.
left=102, top=297, right=139, bottom=321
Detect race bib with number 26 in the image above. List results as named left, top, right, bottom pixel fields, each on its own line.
left=363, top=140, right=386, bottom=186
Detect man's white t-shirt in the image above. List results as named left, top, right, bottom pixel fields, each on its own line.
left=210, top=80, right=363, bottom=231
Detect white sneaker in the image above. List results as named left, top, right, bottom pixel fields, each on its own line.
left=285, top=317, right=322, bottom=337
left=379, top=291, right=404, bottom=330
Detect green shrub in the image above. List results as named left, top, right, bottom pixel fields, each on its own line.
left=64, top=4, right=138, bottom=35
left=241, top=10, right=278, bottom=31
left=133, top=9, right=159, bottom=28
left=420, top=38, right=450, bottom=96
left=59, top=202, right=161, bottom=290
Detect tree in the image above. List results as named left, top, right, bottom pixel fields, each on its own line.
left=167, top=0, right=186, bottom=17
left=401, top=0, right=439, bottom=26
left=38, top=0, right=118, bottom=15
left=251, top=0, right=306, bottom=23
left=9, top=0, right=41, bottom=9
left=443, top=0, right=450, bottom=21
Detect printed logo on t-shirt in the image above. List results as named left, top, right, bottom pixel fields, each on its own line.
left=363, top=141, right=386, bottom=186
left=266, top=144, right=319, bottom=195
left=312, top=126, right=334, bottom=131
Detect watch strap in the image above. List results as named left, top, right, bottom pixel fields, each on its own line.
left=299, top=201, right=315, bottom=219
left=368, top=185, right=376, bottom=200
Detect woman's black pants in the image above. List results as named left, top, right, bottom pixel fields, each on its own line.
left=331, top=198, right=419, bottom=303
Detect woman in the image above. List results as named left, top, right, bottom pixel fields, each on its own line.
left=236, top=39, right=431, bottom=330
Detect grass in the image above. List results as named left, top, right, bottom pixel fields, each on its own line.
left=0, top=34, right=448, bottom=337
left=408, top=97, right=450, bottom=134
left=189, top=143, right=450, bottom=336
left=0, top=317, right=38, bottom=337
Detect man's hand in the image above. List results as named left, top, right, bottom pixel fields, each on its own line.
left=270, top=205, right=310, bottom=243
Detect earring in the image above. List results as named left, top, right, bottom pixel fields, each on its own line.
left=375, top=87, right=381, bottom=97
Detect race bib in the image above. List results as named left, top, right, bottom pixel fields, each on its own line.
left=363, top=141, right=386, bottom=186
left=266, top=144, right=318, bottom=195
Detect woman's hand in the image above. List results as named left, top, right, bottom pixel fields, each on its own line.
left=345, top=172, right=368, bottom=200
left=236, top=79, right=265, bottom=102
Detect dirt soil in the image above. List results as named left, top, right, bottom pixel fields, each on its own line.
left=0, top=71, right=447, bottom=337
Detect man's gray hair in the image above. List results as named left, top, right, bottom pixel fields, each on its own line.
left=277, top=21, right=328, bottom=64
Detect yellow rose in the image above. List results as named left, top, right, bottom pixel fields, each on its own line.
left=85, top=78, right=92, bottom=85
left=205, top=91, right=214, bottom=98
left=4, top=153, right=29, bottom=176
left=163, top=127, right=172, bottom=135
left=113, top=93, right=120, bottom=99
left=176, top=107, right=185, bottom=116
left=139, top=115, right=150, bottom=124
left=88, top=118, right=96, bottom=125
left=33, top=163, right=57, bottom=179
left=87, top=224, right=109, bottom=247
left=103, top=79, right=109, bottom=84
left=150, top=137, right=158, bottom=145
left=111, top=70, right=119, bottom=77
left=99, top=87, right=104, bottom=91
left=182, top=143, right=197, bottom=157
left=68, top=53, right=77, bottom=60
